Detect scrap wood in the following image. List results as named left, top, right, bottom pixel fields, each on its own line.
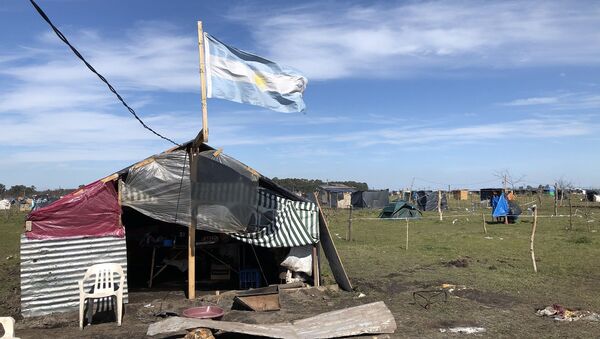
left=147, top=301, right=397, bottom=338
left=313, top=193, right=353, bottom=291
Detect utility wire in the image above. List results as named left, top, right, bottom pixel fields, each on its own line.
left=28, top=0, right=180, bottom=146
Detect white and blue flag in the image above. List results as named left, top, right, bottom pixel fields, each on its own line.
left=204, top=33, right=307, bottom=113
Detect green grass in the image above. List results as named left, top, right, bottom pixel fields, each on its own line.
left=321, top=197, right=600, bottom=337
left=0, top=209, right=26, bottom=318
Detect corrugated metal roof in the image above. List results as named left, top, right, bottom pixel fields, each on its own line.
left=20, top=235, right=129, bottom=317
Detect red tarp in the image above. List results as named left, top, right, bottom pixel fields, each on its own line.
left=26, top=180, right=124, bottom=239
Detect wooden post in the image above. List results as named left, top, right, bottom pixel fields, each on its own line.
left=553, top=183, right=558, bottom=216
left=312, top=244, right=320, bottom=287
left=188, top=148, right=197, bottom=299
left=117, top=179, right=123, bottom=228
left=530, top=206, right=538, bottom=273
left=569, top=193, right=573, bottom=231
left=347, top=205, right=353, bottom=241
left=437, top=190, right=443, bottom=221
left=197, top=21, right=209, bottom=142
left=405, top=218, right=409, bottom=250
left=482, top=212, right=487, bottom=234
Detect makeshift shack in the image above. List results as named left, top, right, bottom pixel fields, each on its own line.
left=415, top=191, right=448, bottom=211
left=452, top=189, right=469, bottom=201
left=317, top=184, right=356, bottom=209
left=351, top=189, right=389, bottom=209
left=20, top=142, right=350, bottom=317
left=379, top=200, right=421, bottom=219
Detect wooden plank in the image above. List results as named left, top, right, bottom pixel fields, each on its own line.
left=147, top=301, right=396, bottom=338
left=100, top=173, right=118, bottom=183
left=234, top=294, right=280, bottom=311
left=313, top=193, right=352, bottom=291
left=147, top=317, right=296, bottom=338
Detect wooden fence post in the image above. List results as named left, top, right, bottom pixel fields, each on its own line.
left=553, top=183, right=558, bottom=216
left=482, top=212, right=487, bottom=234
left=347, top=205, right=353, bottom=241
left=437, top=190, right=443, bottom=221
left=530, top=206, right=538, bottom=273
left=405, top=218, right=409, bottom=251
left=569, top=193, right=573, bottom=231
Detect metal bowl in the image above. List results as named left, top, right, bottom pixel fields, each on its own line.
left=182, top=305, right=224, bottom=320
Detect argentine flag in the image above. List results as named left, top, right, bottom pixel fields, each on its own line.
left=204, top=33, right=307, bottom=113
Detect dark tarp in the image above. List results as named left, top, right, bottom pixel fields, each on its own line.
left=508, top=200, right=522, bottom=223
left=351, top=190, right=389, bottom=209
left=191, top=150, right=259, bottom=233
left=416, top=191, right=448, bottom=211
left=26, top=181, right=124, bottom=239
left=379, top=200, right=422, bottom=219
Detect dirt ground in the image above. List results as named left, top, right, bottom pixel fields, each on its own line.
left=13, top=285, right=365, bottom=338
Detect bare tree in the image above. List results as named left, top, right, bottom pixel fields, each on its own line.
left=493, top=170, right=526, bottom=191
left=555, top=177, right=574, bottom=207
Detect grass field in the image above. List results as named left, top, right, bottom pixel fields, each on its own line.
left=1, top=195, right=600, bottom=337
left=320, top=196, right=600, bottom=337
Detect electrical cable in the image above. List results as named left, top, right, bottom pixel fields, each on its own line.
left=28, top=0, right=180, bottom=146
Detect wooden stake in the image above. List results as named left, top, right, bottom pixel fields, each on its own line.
left=312, top=244, right=320, bottom=287
left=347, top=206, right=353, bottom=241
left=482, top=212, right=487, bottom=234
left=197, top=21, right=209, bottom=143
left=553, top=183, right=558, bottom=216
left=405, top=218, right=409, bottom=250
left=530, top=206, right=538, bottom=273
left=437, top=190, right=443, bottom=221
left=569, top=193, right=573, bottom=231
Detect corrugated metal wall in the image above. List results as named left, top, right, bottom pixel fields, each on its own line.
left=20, top=235, right=129, bottom=317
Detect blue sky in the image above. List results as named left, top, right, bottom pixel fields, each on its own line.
left=2, top=0, right=600, bottom=190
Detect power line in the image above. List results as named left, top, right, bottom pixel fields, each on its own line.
left=28, top=0, right=180, bottom=146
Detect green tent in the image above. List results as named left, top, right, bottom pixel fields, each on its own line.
left=379, top=200, right=422, bottom=219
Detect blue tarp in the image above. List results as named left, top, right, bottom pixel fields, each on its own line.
left=492, top=193, right=510, bottom=217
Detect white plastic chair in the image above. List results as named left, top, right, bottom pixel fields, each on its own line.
left=0, top=316, right=19, bottom=339
left=78, top=263, right=124, bottom=329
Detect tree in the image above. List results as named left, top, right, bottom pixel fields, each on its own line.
left=0, top=183, right=5, bottom=198
left=493, top=170, right=526, bottom=191
left=555, top=177, right=574, bottom=207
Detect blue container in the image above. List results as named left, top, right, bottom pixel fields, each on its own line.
left=239, top=269, right=261, bottom=289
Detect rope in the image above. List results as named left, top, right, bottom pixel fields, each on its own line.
left=28, top=0, right=180, bottom=146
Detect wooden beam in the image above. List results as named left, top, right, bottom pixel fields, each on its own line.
left=188, top=148, right=197, bottom=299
left=197, top=21, right=209, bottom=143
left=100, top=173, right=118, bottom=183
left=313, top=193, right=352, bottom=291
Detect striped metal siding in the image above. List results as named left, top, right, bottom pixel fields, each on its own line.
left=20, top=235, right=129, bottom=317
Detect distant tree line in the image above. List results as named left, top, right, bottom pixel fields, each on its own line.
left=0, top=183, right=74, bottom=199
left=271, top=178, right=368, bottom=193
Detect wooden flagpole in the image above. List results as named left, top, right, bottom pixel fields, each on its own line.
left=197, top=21, right=209, bottom=143
left=186, top=20, right=209, bottom=300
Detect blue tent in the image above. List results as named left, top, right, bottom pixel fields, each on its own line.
left=492, top=193, right=509, bottom=218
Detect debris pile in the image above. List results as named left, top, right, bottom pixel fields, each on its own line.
left=536, top=304, right=600, bottom=322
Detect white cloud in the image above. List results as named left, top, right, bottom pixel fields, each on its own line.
left=502, top=92, right=600, bottom=110
left=230, top=1, right=600, bottom=80
left=504, top=97, right=560, bottom=106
